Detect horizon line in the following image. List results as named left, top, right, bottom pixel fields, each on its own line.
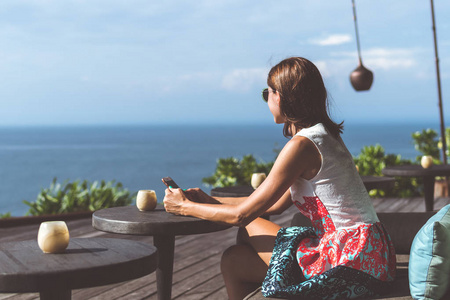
left=0, top=120, right=444, bottom=129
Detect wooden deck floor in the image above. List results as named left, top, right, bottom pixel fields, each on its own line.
left=1, top=197, right=449, bottom=300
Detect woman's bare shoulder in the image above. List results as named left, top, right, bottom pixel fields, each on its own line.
left=283, top=135, right=317, bottom=154
left=277, top=135, right=321, bottom=179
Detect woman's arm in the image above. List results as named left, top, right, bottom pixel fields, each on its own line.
left=163, top=136, right=320, bottom=226
left=183, top=187, right=290, bottom=212
left=263, top=189, right=293, bottom=216
left=214, top=196, right=247, bottom=205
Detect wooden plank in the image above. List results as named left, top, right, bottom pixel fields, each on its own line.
left=79, top=275, right=156, bottom=300
left=386, top=198, right=409, bottom=212
left=173, top=229, right=237, bottom=260
left=372, top=197, right=424, bottom=213
left=146, top=260, right=221, bottom=300
left=434, top=197, right=450, bottom=211
left=0, top=293, right=38, bottom=300
left=175, top=273, right=225, bottom=300
left=170, top=252, right=223, bottom=298
left=378, top=197, right=406, bottom=212
left=372, top=197, right=393, bottom=212
left=207, top=286, right=229, bottom=300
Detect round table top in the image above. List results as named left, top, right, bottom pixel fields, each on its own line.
left=0, top=238, right=157, bottom=293
left=382, top=164, right=450, bottom=177
left=211, top=185, right=255, bottom=197
left=360, top=175, right=395, bottom=190
left=92, top=205, right=231, bottom=236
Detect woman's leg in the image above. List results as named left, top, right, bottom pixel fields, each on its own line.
left=221, top=217, right=281, bottom=300
left=221, top=244, right=267, bottom=300
left=238, top=217, right=282, bottom=264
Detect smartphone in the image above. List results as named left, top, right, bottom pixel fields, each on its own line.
left=161, top=177, right=180, bottom=189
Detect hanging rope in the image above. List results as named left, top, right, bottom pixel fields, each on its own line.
left=352, top=0, right=363, bottom=64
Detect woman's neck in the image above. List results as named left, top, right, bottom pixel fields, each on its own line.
left=283, top=122, right=307, bottom=138
left=287, top=123, right=302, bottom=136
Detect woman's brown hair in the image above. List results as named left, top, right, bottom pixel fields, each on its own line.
left=267, top=57, right=343, bottom=138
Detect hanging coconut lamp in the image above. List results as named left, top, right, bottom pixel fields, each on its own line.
left=350, top=0, right=373, bottom=91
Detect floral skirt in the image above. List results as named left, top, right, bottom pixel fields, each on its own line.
left=262, top=227, right=394, bottom=299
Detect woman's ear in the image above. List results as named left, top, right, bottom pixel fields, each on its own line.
left=274, top=92, right=281, bottom=107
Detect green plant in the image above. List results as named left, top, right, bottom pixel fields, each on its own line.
left=0, top=212, right=11, bottom=219
left=353, top=144, right=389, bottom=176
left=412, top=129, right=441, bottom=163
left=23, top=178, right=134, bottom=216
left=353, top=144, right=420, bottom=197
left=203, top=154, right=274, bottom=187
left=437, top=127, right=450, bottom=158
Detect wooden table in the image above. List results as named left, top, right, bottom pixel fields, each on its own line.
left=210, top=175, right=395, bottom=197
left=383, top=164, right=450, bottom=211
left=0, top=238, right=157, bottom=300
left=361, top=175, right=395, bottom=191
left=92, top=205, right=230, bottom=300
left=211, top=185, right=255, bottom=197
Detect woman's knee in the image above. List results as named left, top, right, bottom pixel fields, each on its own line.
left=236, top=217, right=279, bottom=245
left=221, top=245, right=242, bottom=271
left=221, top=244, right=254, bottom=275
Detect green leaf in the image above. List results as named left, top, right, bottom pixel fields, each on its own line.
left=202, top=152, right=276, bottom=188
left=22, top=178, right=133, bottom=216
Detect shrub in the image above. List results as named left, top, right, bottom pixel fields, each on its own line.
left=23, top=178, right=134, bottom=216
left=0, top=212, right=11, bottom=219
left=353, top=144, right=420, bottom=197
left=412, top=128, right=441, bottom=162
left=202, top=154, right=274, bottom=187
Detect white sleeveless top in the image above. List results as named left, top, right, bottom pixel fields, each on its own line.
left=290, top=123, right=379, bottom=230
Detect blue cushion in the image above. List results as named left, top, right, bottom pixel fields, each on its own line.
left=409, top=204, right=450, bottom=299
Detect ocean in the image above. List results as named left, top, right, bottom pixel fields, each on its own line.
left=0, top=122, right=441, bottom=216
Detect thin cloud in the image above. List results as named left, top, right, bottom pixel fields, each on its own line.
left=310, top=34, right=352, bottom=46
left=221, top=68, right=268, bottom=92
left=332, top=47, right=418, bottom=70
left=313, top=60, right=333, bottom=78
left=364, top=48, right=416, bottom=70
left=156, top=72, right=221, bottom=94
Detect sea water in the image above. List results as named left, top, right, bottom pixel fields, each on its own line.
left=0, top=122, right=440, bottom=216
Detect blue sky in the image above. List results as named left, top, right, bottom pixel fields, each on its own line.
left=0, top=0, right=449, bottom=126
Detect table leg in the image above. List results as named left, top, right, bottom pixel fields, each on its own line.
left=423, top=176, right=435, bottom=212
left=153, top=235, right=175, bottom=300
left=40, top=289, right=71, bottom=300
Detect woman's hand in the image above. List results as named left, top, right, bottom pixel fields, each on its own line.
left=163, top=188, right=191, bottom=215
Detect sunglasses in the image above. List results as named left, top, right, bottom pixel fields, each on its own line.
left=261, top=88, right=276, bottom=102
